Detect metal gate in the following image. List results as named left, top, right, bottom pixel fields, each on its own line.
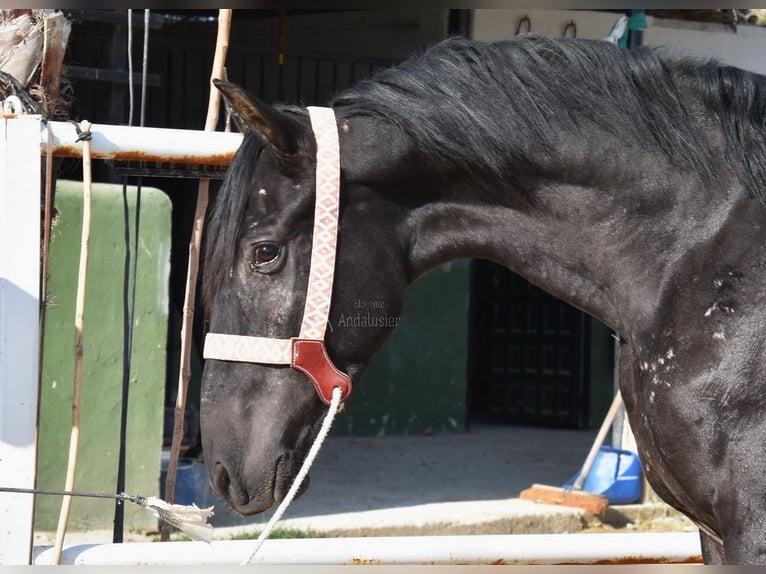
left=469, top=260, right=591, bottom=428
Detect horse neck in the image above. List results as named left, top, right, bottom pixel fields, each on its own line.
left=337, top=109, right=753, bottom=336
left=399, top=146, right=746, bottom=337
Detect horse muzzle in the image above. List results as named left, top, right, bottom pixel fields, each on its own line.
left=209, top=447, right=311, bottom=515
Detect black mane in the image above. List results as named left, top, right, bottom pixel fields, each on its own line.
left=333, top=35, right=766, bottom=201
left=203, top=132, right=263, bottom=312
left=205, top=34, right=766, bottom=310
left=203, top=103, right=310, bottom=312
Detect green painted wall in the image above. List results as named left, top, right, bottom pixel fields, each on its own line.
left=589, top=318, right=616, bottom=427
left=331, top=260, right=614, bottom=436
left=35, top=180, right=170, bottom=532
left=335, top=260, right=470, bottom=436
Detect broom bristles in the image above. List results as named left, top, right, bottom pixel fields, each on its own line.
left=139, top=496, right=215, bottom=542
left=520, top=483, right=609, bottom=516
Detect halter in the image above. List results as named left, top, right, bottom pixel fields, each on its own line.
left=203, top=107, right=352, bottom=405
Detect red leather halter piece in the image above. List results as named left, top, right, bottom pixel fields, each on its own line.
left=203, top=107, right=352, bottom=405
left=292, top=339, right=351, bottom=405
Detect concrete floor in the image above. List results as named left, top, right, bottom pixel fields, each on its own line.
left=209, top=423, right=603, bottom=535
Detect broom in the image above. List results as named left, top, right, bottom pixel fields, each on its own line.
left=520, top=391, right=624, bottom=516
left=0, top=486, right=214, bottom=543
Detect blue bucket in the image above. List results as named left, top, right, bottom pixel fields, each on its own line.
left=562, top=445, right=643, bottom=504
left=159, top=453, right=210, bottom=507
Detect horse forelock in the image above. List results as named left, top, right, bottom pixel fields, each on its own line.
left=202, top=104, right=314, bottom=317
left=203, top=132, right=264, bottom=315
left=332, top=34, right=766, bottom=205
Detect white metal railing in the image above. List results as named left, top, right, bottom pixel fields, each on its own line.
left=0, top=114, right=43, bottom=567
left=33, top=532, right=702, bottom=565
left=43, top=120, right=242, bottom=165
left=0, top=114, right=241, bottom=565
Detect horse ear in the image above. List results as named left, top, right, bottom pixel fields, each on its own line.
left=214, top=79, right=301, bottom=157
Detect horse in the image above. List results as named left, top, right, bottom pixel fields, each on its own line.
left=199, top=34, right=766, bottom=564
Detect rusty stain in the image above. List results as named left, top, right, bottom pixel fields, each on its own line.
left=345, top=555, right=702, bottom=566
left=46, top=145, right=236, bottom=166
left=349, top=557, right=382, bottom=565
left=554, top=554, right=702, bottom=565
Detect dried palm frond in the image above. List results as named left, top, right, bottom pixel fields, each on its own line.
left=0, top=9, right=70, bottom=117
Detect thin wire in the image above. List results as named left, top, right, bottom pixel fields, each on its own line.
left=113, top=179, right=136, bottom=544
left=242, top=387, right=342, bottom=564
left=0, top=486, right=214, bottom=544
left=113, top=8, right=134, bottom=542
left=140, top=9, right=150, bottom=127
left=127, top=9, right=134, bottom=127
left=1, top=486, right=138, bottom=503
left=114, top=8, right=149, bottom=543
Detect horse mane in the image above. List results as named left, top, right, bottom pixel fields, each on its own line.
left=204, top=35, right=766, bottom=311
left=202, top=104, right=308, bottom=313
left=332, top=35, right=766, bottom=202
left=202, top=132, right=263, bottom=313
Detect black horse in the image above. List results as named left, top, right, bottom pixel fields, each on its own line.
left=200, top=35, right=766, bottom=564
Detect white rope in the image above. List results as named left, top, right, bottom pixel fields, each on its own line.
left=241, top=386, right=342, bottom=564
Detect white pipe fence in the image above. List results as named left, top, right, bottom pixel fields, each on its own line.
left=34, top=533, right=702, bottom=565
left=0, top=115, right=43, bottom=566
left=0, top=115, right=241, bottom=565
left=1, top=114, right=702, bottom=566
left=44, top=119, right=242, bottom=165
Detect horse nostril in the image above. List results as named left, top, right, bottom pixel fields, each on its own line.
left=212, top=461, right=231, bottom=496
left=213, top=461, right=251, bottom=508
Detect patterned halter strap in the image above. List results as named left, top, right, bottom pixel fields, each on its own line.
left=202, top=107, right=352, bottom=405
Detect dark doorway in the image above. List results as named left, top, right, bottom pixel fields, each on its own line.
left=468, top=260, right=591, bottom=428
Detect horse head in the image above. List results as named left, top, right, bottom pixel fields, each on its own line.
left=200, top=80, right=412, bottom=515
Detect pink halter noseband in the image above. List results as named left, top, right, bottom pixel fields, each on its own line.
left=203, top=107, right=352, bottom=405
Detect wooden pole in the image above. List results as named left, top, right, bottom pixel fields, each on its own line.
left=162, top=8, right=232, bottom=541
left=51, top=120, right=92, bottom=564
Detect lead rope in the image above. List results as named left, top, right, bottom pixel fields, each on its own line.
left=241, top=386, right=342, bottom=565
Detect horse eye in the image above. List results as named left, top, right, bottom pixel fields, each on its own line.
left=250, top=243, right=281, bottom=271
